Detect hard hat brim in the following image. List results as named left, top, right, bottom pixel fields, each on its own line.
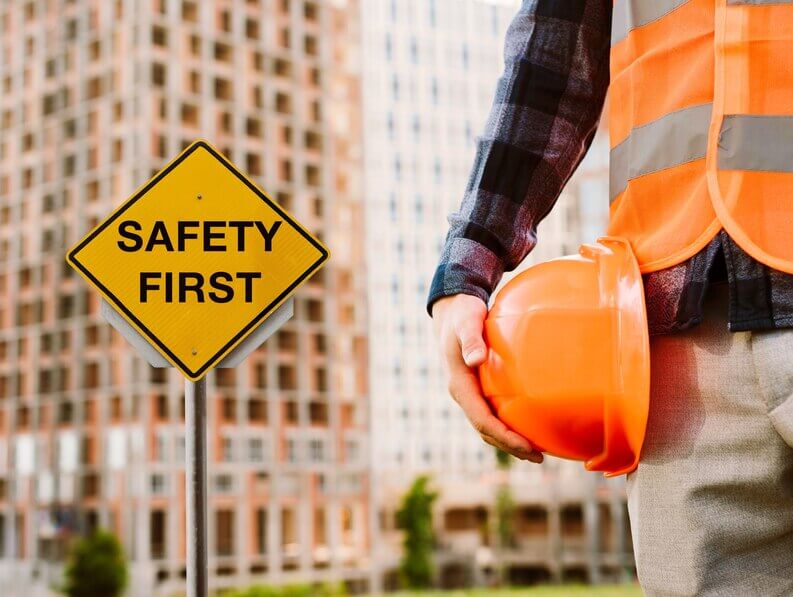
left=584, top=236, right=650, bottom=477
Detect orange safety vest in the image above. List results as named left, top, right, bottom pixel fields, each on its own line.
left=607, top=0, right=793, bottom=274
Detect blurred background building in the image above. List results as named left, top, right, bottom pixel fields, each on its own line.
left=0, top=0, right=369, bottom=595
left=361, top=0, right=632, bottom=589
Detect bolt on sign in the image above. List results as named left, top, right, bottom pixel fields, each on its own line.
left=66, top=140, right=329, bottom=380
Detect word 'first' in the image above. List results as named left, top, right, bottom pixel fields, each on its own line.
left=117, top=219, right=281, bottom=304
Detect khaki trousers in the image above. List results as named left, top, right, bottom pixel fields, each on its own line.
left=627, top=283, right=793, bottom=596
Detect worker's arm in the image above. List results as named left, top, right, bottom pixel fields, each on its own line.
left=430, top=1, right=612, bottom=461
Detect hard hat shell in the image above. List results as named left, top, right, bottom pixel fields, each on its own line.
left=479, top=236, right=650, bottom=477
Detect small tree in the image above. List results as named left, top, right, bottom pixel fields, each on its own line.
left=396, top=475, right=438, bottom=589
left=492, top=447, right=515, bottom=585
left=495, top=448, right=512, bottom=469
left=495, top=486, right=516, bottom=550
left=62, top=529, right=128, bottom=597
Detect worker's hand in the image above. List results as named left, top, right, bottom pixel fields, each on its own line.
left=432, top=294, right=543, bottom=463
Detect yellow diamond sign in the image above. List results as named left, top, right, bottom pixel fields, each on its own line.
left=67, top=140, right=329, bottom=380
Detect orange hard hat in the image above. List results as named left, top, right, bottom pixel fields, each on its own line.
left=479, top=236, right=650, bottom=477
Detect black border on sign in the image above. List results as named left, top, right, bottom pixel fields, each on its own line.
left=66, top=140, right=329, bottom=379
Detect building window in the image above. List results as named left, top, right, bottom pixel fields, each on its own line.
left=221, top=438, right=233, bottom=462
left=305, top=299, right=322, bottom=322
left=246, top=117, right=262, bottom=137
left=218, top=111, right=233, bottom=133
left=58, top=401, right=74, bottom=424
left=182, top=1, right=198, bottom=22
left=245, top=18, right=259, bottom=40
left=151, top=25, right=168, bottom=47
left=345, top=439, right=359, bottom=463
left=253, top=364, right=267, bottom=389
left=214, top=77, right=232, bottom=101
left=249, top=438, right=264, bottom=462
left=308, top=439, right=324, bottom=463
left=255, top=508, right=267, bottom=554
left=155, top=434, right=167, bottom=462
left=175, top=435, right=185, bottom=461
left=155, top=394, right=169, bottom=419
left=213, top=42, right=232, bottom=62
left=181, top=103, right=199, bottom=126
left=286, top=439, right=297, bottom=463
left=274, top=58, right=291, bottom=77
left=304, top=34, right=318, bottom=56
left=248, top=399, right=266, bottom=422
left=221, top=398, right=236, bottom=422
left=214, top=474, right=233, bottom=494
left=314, top=368, right=327, bottom=393
left=246, top=153, right=261, bottom=176
left=305, top=2, right=318, bottom=21
left=216, top=368, right=235, bottom=388
left=150, top=510, right=166, bottom=559
left=151, top=63, right=167, bottom=87
left=284, top=400, right=299, bottom=424
left=216, top=509, right=234, bottom=556
left=189, top=34, right=201, bottom=55
left=151, top=474, right=167, bottom=495
left=277, top=330, right=297, bottom=350
left=308, top=401, right=327, bottom=425
left=279, top=366, right=297, bottom=391
left=275, top=92, right=291, bottom=114
left=82, top=473, right=99, bottom=498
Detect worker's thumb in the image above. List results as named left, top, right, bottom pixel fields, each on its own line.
left=458, top=320, right=487, bottom=368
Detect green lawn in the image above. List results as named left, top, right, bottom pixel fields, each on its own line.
left=390, top=585, right=643, bottom=597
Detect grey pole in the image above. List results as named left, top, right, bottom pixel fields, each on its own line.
left=185, top=377, right=208, bottom=597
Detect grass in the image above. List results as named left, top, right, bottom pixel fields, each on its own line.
left=390, top=585, right=643, bottom=597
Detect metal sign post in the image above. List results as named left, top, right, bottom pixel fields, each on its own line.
left=185, top=377, right=208, bottom=597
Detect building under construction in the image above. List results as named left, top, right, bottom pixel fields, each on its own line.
left=0, top=0, right=370, bottom=595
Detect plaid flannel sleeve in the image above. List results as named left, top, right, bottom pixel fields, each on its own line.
left=427, top=0, right=612, bottom=314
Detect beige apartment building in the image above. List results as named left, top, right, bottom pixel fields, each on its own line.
left=0, top=0, right=370, bottom=595
left=361, top=0, right=633, bottom=587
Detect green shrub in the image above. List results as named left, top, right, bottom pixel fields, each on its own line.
left=61, top=529, right=128, bottom=597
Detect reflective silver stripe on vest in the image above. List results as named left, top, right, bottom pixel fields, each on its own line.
left=612, top=0, right=691, bottom=45
left=719, top=115, right=793, bottom=173
left=610, top=103, right=712, bottom=203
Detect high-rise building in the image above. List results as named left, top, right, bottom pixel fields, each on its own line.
left=362, top=0, right=520, bottom=485
left=0, top=1, right=370, bottom=595
left=361, top=0, right=633, bottom=587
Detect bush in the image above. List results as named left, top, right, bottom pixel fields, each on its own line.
left=61, top=529, right=128, bottom=597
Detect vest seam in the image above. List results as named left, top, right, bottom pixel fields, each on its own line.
left=634, top=219, right=723, bottom=273
left=626, top=154, right=706, bottom=186
left=611, top=155, right=706, bottom=203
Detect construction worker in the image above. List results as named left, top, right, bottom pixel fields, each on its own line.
left=429, top=2, right=793, bottom=595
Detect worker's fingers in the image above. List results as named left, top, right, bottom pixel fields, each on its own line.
left=448, top=369, right=543, bottom=464
left=456, top=316, right=487, bottom=368
left=433, top=294, right=542, bottom=464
